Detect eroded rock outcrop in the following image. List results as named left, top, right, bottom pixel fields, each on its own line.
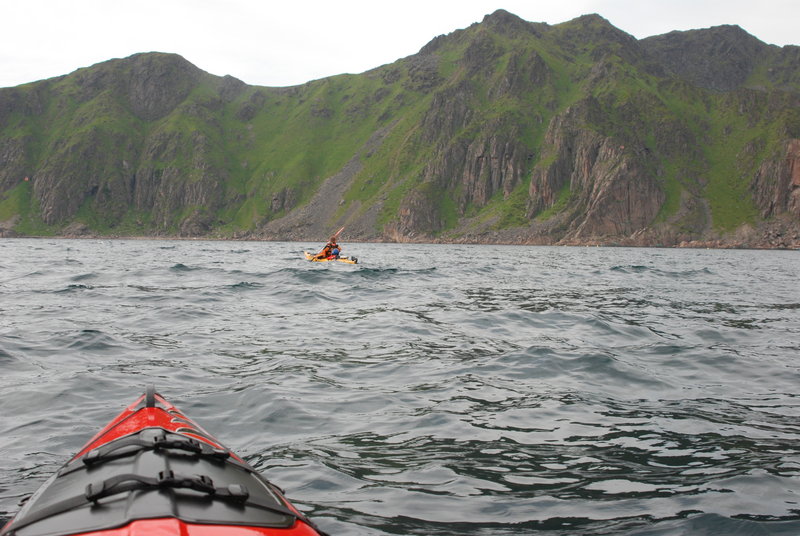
left=751, top=139, right=800, bottom=218
left=529, top=102, right=664, bottom=240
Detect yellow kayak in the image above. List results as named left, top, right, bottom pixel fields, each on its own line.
left=304, top=251, right=358, bottom=264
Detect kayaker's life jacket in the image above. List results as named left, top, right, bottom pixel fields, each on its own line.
left=317, top=242, right=338, bottom=259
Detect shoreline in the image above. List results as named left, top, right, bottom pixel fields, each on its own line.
left=1, top=233, right=797, bottom=251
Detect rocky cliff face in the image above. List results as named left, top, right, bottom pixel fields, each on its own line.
left=529, top=101, right=665, bottom=240
left=751, top=139, right=800, bottom=218
left=0, top=11, right=798, bottom=247
left=0, top=53, right=241, bottom=235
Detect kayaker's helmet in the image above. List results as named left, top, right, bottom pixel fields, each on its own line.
left=332, top=248, right=340, bottom=256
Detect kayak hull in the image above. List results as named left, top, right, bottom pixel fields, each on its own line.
left=1, top=388, right=324, bottom=536
left=303, top=251, right=357, bottom=264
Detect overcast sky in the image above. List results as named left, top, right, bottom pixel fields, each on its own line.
left=2, top=0, right=798, bottom=89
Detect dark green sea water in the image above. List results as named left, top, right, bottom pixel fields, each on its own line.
left=0, top=239, right=798, bottom=535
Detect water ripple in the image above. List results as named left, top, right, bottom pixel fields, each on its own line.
left=0, top=241, right=798, bottom=535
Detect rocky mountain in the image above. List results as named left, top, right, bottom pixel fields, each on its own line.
left=1, top=10, right=798, bottom=248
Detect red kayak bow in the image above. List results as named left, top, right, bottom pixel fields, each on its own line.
left=1, top=387, right=325, bottom=536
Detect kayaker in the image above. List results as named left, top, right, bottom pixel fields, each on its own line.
left=315, top=236, right=342, bottom=260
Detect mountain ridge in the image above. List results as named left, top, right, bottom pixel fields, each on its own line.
left=1, top=10, right=799, bottom=248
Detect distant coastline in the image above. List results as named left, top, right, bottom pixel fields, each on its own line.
left=2, top=13, right=799, bottom=251
left=2, top=231, right=797, bottom=250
